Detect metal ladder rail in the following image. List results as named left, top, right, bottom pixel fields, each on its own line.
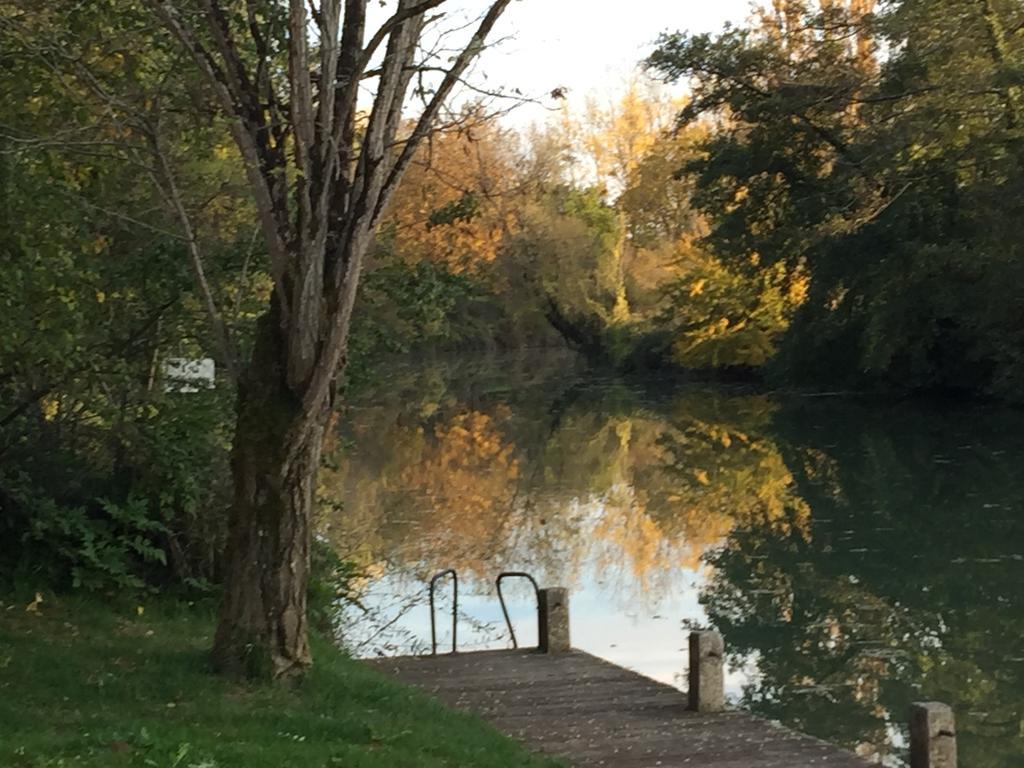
left=429, top=569, right=458, bottom=655
left=495, top=571, right=541, bottom=650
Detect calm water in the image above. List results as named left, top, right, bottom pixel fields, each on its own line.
left=324, top=353, right=1024, bottom=767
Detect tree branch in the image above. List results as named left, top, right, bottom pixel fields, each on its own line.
left=376, top=0, right=512, bottom=219
left=294, top=0, right=513, bottom=453
left=148, top=0, right=293, bottom=324
left=359, top=0, right=448, bottom=74
left=148, top=126, right=240, bottom=383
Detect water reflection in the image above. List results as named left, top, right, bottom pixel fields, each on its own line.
left=708, top=401, right=1024, bottom=766
left=323, top=353, right=1024, bottom=767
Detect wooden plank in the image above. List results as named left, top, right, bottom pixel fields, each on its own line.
left=367, top=650, right=873, bottom=767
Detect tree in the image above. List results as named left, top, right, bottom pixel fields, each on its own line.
left=648, top=0, right=1024, bottom=398
left=503, top=186, right=640, bottom=364
left=556, top=80, right=686, bottom=324
left=138, top=0, right=513, bottom=680
left=498, top=85, right=693, bottom=367
left=381, top=106, right=522, bottom=275
left=0, top=1, right=261, bottom=589
left=614, top=124, right=806, bottom=370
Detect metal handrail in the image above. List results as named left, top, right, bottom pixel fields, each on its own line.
left=495, top=571, right=540, bottom=649
left=429, top=569, right=458, bottom=655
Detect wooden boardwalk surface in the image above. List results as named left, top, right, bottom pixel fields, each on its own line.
left=367, top=649, right=873, bottom=767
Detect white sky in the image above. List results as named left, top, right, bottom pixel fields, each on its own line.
left=463, top=0, right=757, bottom=124
left=368, top=0, right=758, bottom=127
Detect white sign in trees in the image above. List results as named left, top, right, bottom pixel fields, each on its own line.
left=162, top=358, right=215, bottom=393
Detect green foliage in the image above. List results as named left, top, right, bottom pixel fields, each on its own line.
left=308, top=537, right=363, bottom=636
left=617, top=126, right=708, bottom=249
left=3, top=483, right=169, bottom=591
left=502, top=186, right=656, bottom=367
left=0, top=386, right=234, bottom=592
left=427, top=191, right=481, bottom=229
left=648, top=0, right=1024, bottom=398
left=130, top=390, right=235, bottom=580
left=0, top=1, right=257, bottom=591
left=503, top=186, right=622, bottom=314
left=347, top=259, right=483, bottom=388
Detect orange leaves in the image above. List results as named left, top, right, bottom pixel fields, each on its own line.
left=393, top=410, right=521, bottom=578
left=324, top=368, right=814, bottom=602
left=383, top=115, right=522, bottom=275
left=414, top=410, right=519, bottom=509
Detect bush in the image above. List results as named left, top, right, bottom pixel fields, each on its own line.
left=2, top=481, right=167, bottom=590
left=0, top=387, right=234, bottom=593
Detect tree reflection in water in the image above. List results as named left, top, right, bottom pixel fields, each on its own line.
left=322, top=354, right=1024, bottom=766
left=705, top=401, right=1024, bottom=766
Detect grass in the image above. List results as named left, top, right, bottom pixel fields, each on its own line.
left=0, top=593, right=561, bottom=768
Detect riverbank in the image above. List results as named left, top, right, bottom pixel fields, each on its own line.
left=0, top=593, right=560, bottom=768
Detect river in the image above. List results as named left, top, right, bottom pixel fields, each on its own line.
left=323, top=352, right=1024, bottom=767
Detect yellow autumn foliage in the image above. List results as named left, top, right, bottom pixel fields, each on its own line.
left=382, top=113, right=522, bottom=275
left=330, top=381, right=815, bottom=608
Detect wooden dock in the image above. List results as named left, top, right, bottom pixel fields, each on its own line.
left=367, top=648, right=873, bottom=767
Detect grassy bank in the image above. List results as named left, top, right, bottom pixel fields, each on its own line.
left=0, top=594, right=560, bottom=768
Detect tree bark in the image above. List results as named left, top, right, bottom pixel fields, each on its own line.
left=211, top=301, right=329, bottom=680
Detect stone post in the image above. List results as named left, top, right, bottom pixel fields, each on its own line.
left=688, top=630, right=725, bottom=713
left=538, top=587, right=570, bottom=653
left=910, top=702, right=957, bottom=768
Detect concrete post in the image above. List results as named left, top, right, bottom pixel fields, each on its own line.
left=688, top=630, right=725, bottom=713
left=910, top=702, right=957, bottom=768
left=538, top=587, right=570, bottom=653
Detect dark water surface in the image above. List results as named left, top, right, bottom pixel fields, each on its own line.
left=325, top=353, right=1024, bottom=767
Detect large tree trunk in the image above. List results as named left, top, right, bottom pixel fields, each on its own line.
left=211, top=305, right=329, bottom=680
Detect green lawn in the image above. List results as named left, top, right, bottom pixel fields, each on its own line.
left=0, top=594, right=560, bottom=768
